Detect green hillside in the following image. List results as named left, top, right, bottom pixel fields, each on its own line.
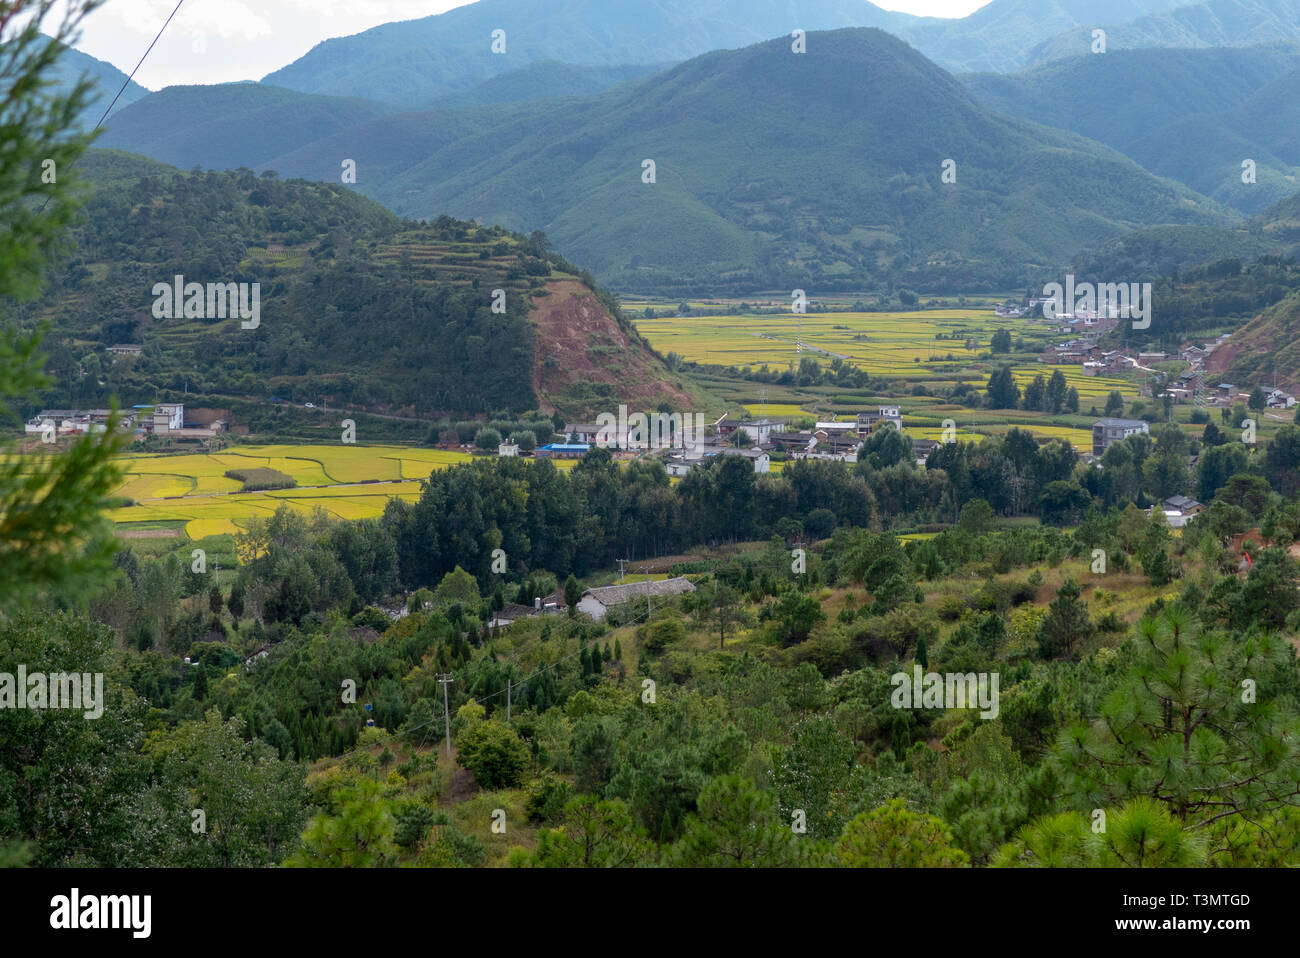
left=428, top=61, right=672, bottom=109
left=97, top=84, right=393, bottom=171
left=13, top=152, right=680, bottom=420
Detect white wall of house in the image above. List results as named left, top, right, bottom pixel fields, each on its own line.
left=577, top=596, right=608, bottom=621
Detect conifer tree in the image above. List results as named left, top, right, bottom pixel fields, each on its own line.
left=1036, top=578, right=1093, bottom=660
left=1, top=1, right=125, bottom=608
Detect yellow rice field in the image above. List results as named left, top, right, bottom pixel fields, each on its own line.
left=634, top=310, right=1138, bottom=402
left=110, top=444, right=490, bottom=540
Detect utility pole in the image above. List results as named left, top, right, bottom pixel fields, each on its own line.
left=645, top=568, right=652, bottom=619
left=438, top=673, right=454, bottom=758
left=617, top=558, right=628, bottom=584
left=506, top=678, right=512, bottom=723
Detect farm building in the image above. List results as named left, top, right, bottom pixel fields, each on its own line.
left=1164, top=495, right=1203, bottom=519
left=563, top=423, right=603, bottom=443
left=577, top=577, right=696, bottom=622
left=536, top=443, right=589, bottom=459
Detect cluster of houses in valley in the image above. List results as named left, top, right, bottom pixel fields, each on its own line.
left=523, top=407, right=922, bottom=476
left=24, top=402, right=232, bottom=441
left=1040, top=330, right=1297, bottom=410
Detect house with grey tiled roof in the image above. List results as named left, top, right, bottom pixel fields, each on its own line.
left=576, top=577, right=696, bottom=622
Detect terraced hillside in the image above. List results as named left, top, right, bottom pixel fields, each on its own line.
left=16, top=151, right=689, bottom=423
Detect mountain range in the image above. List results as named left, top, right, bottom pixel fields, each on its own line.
left=257, top=0, right=1193, bottom=103
left=97, top=28, right=1235, bottom=295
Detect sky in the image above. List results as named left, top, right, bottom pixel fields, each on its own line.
left=64, top=0, right=990, bottom=90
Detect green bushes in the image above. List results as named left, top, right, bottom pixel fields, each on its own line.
left=223, top=467, right=296, bottom=491
left=456, top=720, right=530, bottom=789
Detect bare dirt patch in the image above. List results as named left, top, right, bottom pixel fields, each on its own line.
left=530, top=279, right=692, bottom=413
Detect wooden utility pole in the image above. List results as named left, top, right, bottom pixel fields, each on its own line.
left=506, top=678, right=512, bottom=723
left=438, top=673, right=454, bottom=758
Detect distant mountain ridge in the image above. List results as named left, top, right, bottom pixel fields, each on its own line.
left=259, top=0, right=1191, bottom=105
left=51, top=43, right=148, bottom=128
left=1028, top=0, right=1300, bottom=65
left=961, top=46, right=1300, bottom=213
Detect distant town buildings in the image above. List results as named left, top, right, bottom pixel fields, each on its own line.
left=24, top=402, right=228, bottom=441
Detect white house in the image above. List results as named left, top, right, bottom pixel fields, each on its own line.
left=498, top=442, right=519, bottom=457
left=152, top=402, right=185, bottom=433
left=577, top=577, right=696, bottom=622
left=717, top=447, right=770, bottom=473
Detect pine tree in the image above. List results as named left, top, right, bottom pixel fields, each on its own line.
left=985, top=365, right=1020, bottom=409
left=227, top=580, right=245, bottom=622
left=564, top=574, right=581, bottom=615
left=0, top=1, right=126, bottom=607
left=591, top=644, right=603, bottom=674
left=209, top=584, right=224, bottom=616
left=613, top=638, right=622, bottom=661
left=1036, top=578, right=1093, bottom=660
left=915, top=634, right=928, bottom=669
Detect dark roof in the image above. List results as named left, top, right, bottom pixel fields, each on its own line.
left=498, top=602, right=538, bottom=619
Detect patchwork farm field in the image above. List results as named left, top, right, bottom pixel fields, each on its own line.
left=108, top=444, right=577, bottom=540
left=634, top=309, right=1135, bottom=398
left=635, top=308, right=1136, bottom=449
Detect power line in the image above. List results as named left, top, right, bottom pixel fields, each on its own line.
left=36, top=0, right=186, bottom=214
left=93, top=0, right=186, bottom=132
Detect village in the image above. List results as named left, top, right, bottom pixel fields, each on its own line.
left=24, top=401, right=232, bottom=442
